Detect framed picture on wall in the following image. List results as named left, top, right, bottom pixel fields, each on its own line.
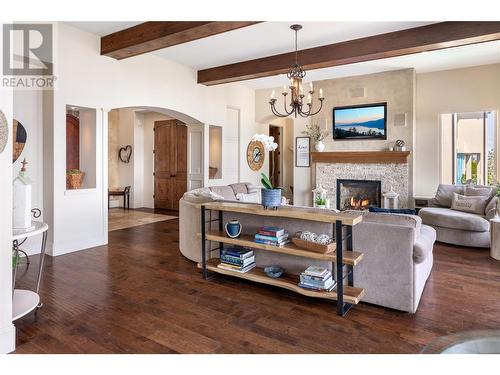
left=295, top=137, right=310, bottom=167
left=332, top=102, right=387, bottom=140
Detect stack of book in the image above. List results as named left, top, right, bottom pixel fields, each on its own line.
left=254, top=226, right=290, bottom=247
left=218, top=247, right=256, bottom=273
left=299, top=266, right=336, bottom=292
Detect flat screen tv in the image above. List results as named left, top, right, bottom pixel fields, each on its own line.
left=332, top=102, right=387, bottom=140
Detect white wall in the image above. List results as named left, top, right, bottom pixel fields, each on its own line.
left=415, top=63, right=500, bottom=195
left=0, top=26, right=16, bottom=354
left=41, top=22, right=263, bottom=255
left=13, top=90, right=44, bottom=255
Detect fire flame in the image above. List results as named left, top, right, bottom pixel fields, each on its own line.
left=349, top=196, right=370, bottom=209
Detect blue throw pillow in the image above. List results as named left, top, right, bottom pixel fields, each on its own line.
left=368, top=206, right=417, bottom=215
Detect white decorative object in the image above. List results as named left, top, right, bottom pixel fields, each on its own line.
left=314, top=141, right=325, bottom=152
left=383, top=186, right=399, bottom=209
left=13, top=159, right=34, bottom=230
left=251, top=133, right=278, bottom=152
left=395, top=139, right=406, bottom=152
left=312, top=184, right=327, bottom=208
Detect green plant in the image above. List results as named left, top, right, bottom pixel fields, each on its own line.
left=302, top=123, right=330, bottom=143
left=315, top=197, right=327, bottom=206
left=66, top=169, right=82, bottom=175
left=260, top=173, right=287, bottom=192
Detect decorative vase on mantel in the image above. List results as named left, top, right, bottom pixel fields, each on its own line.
left=314, top=141, right=325, bottom=152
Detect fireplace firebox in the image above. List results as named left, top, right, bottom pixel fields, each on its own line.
left=336, top=179, right=381, bottom=211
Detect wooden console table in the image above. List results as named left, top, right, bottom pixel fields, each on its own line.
left=198, top=201, right=364, bottom=316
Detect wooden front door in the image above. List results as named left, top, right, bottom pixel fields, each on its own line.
left=66, top=114, right=80, bottom=170
left=154, top=120, right=187, bottom=210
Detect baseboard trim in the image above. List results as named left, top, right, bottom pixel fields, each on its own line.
left=52, top=236, right=106, bottom=256
left=0, top=324, right=15, bottom=353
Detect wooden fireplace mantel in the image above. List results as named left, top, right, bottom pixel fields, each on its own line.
left=311, top=151, right=411, bottom=164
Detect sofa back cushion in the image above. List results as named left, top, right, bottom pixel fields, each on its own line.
left=229, top=183, right=250, bottom=196
left=344, top=210, right=422, bottom=234
left=209, top=185, right=237, bottom=201
left=432, top=184, right=465, bottom=207
left=450, top=192, right=489, bottom=215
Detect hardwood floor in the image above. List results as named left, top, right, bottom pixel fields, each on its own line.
left=13, top=218, right=500, bottom=354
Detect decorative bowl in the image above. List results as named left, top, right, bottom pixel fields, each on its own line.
left=264, top=265, right=284, bottom=278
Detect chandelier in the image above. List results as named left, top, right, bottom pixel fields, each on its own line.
left=269, top=24, right=324, bottom=118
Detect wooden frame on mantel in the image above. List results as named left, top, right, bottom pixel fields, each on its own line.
left=311, top=151, right=411, bottom=164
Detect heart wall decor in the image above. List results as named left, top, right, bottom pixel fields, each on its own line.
left=118, top=145, right=132, bottom=163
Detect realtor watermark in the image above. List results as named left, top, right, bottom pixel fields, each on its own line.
left=2, top=23, right=57, bottom=89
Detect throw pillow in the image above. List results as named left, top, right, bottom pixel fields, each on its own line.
left=465, top=185, right=497, bottom=216
left=450, top=193, right=489, bottom=215
left=465, top=184, right=496, bottom=200
left=433, top=184, right=465, bottom=207
left=236, top=192, right=261, bottom=204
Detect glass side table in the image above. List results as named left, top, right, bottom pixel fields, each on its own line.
left=422, top=330, right=500, bottom=353
left=12, top=220, right=48, bottom=321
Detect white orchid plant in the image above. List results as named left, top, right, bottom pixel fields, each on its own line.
left=251, top=133, right=285, bottom=191
left=252, top=133, right=278, bottom=152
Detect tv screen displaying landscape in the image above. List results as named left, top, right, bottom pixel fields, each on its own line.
left=333, top=103, right=387, bottom=140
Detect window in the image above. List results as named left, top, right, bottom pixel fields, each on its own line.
left=440, top=111, right=497, bottom=186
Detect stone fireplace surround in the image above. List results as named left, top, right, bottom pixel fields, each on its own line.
left=312, top=152, right=410, bottom=210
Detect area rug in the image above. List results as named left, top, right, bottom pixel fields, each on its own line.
left=108, top=209, right=177, bottom=232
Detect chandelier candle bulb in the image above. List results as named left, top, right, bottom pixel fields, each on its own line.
left=307, top=94, right=312, bottom=104
left=270, top=90, right=275, bottom=99
left=282, top=85, right=287, bottom=94
left=310, top=82, right=313, bottom=92
left=319, top=88, right=323, bottom=98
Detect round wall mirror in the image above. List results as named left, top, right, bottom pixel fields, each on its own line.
left=0, top=110, right=8, bottom=154
left=13, top=119, right=27, bottom=163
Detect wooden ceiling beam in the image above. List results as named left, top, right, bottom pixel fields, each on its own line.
left=101, top=21, right=262, bottom=60
left=197, top=22, right=500, bottom=85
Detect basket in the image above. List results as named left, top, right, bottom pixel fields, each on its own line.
left=291, top=237, right=336, bottom=254
left=66, top=172, right=85, bottom=189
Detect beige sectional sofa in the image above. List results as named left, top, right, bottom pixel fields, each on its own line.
left=179, top=183, right=436, bottom=313
left=418, top=184, right=497, bottom=248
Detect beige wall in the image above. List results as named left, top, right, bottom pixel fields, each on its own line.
left=415, top=63, right=500, bottom=195
left=256, top=69, right=416, bottom=206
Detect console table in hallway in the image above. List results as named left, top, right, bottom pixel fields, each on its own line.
left=198, top=201, right=364, bottom=316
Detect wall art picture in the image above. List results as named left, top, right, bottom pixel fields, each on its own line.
left=332, top=102, right=387, bottom=140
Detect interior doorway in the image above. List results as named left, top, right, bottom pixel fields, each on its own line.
left=269, top=125, right=282, bottom=187
left=154, top=119, right=187, bottom=210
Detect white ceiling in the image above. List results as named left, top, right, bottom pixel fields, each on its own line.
left=65, top=21, right=500, bottom=89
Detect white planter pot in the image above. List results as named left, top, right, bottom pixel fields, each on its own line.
left=314, top=141, right=325, bottom=152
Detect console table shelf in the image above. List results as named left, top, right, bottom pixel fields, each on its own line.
left=198, top=230, right=364, bottom=265
left=200, top=201, right=362, bottom=225
left=201, top=259, right=365, bottom=304
left=199, top=201, right=364, bottom=316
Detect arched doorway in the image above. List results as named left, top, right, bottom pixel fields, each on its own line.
left=106, top=106, right=203, bottom=231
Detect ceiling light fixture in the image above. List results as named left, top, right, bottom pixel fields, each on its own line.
left=269, top=24, right=324, bottom=118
